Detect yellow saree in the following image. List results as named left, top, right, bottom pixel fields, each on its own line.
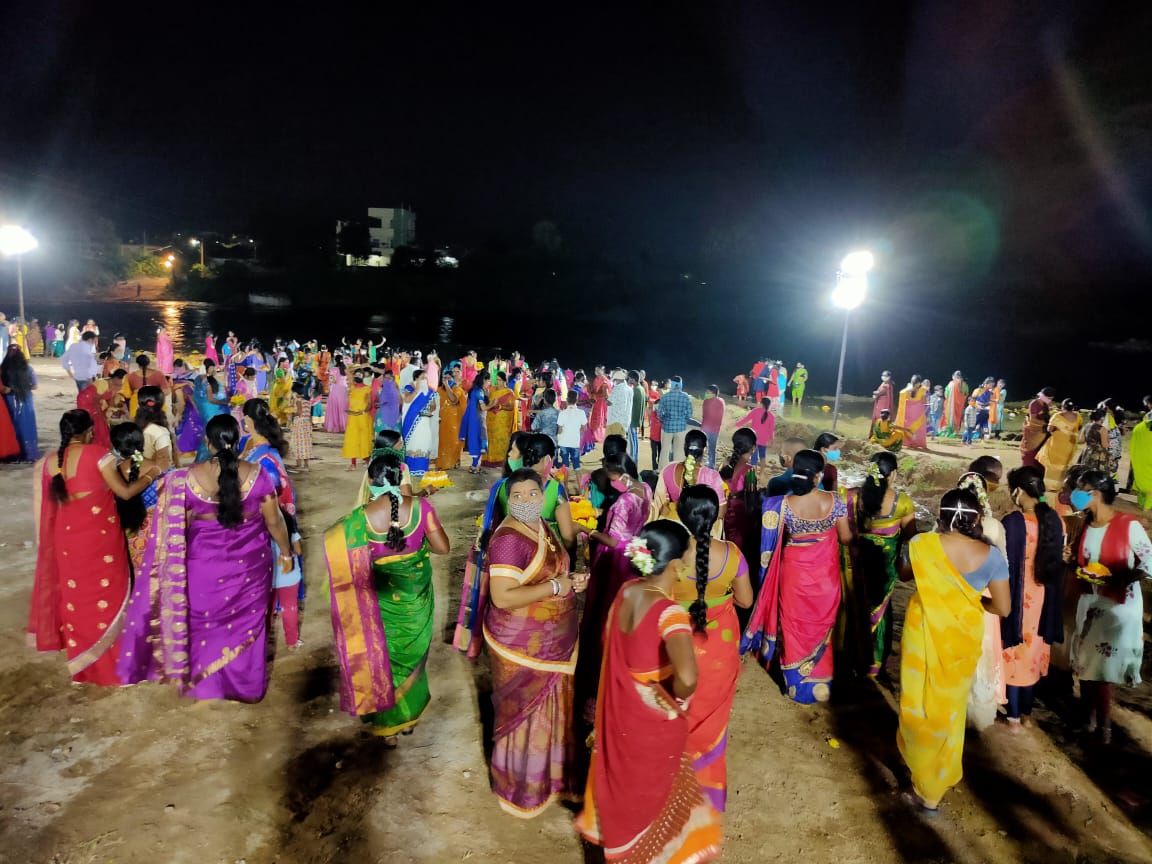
left=897, top=533, right=984, bottom=808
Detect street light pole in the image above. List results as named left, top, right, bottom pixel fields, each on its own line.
left=16, top=256, right=25, bottom=324
left=0, top=225, right=39, bottom=323
left=831, top=310, right=850, bottom=433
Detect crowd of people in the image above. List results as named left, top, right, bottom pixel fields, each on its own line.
left=11, top=315, right=1152, bottom=862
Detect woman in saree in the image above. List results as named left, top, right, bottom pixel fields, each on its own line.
left=741, top=449, right=852, bottom=704
left=436, top=366, right=465, bottom=469
left=154, top=325, right=174, bottom=375
left=841, top=452, right=917, bottom=677
left=110, top=422, right=161, bottom=575
left=324, top=360, right=349, bottom=433
left=1068, top=470, right=1152, bottom=744
left=1020, top=387, right=1054, bottom=468
left=30, top=410, right=159, bottom=685
left=324, top=451, right=450, bottom=744
left=1131, top=414, right=1152, bottom=510
left=231, top=366, right=259, bottom=423
left=939, top=371, right=968, bottom=438
left=483, top=371, right=515, bottom=469
left=193, top=359, right=230, bottom=462
left=171, top=359, right=204, bottom=463
left=895, top=375, right=928, bottom=450
left=123, top=353, right=168, bottom=419
left=897, top=489, right=1010, bottom=813
left=0, top=395, right=19, bottom=460
left=27, top=319, right=43, bottom=357
left=204, top=332, right=219, bottom=365
left=400, top=368, right=437, bottom=479
left=1077, top=408, right=1112, bottom=474
left=719, top=428, right=761, bottom=564
left=268, top=368, right=293, bottom=426
left=575, top=520, right=722, bottom=862
left=485, top=469, right=588, bottom=817
left=589, top=366, right=610, bottom=443
left=241, top=398, right=303, bottom=644
left=675, top=486, right=752, bottom=813
left=1000, top=466, right=1065, bottom=730
left=459, top=376, right=488, bottom=473
left=650, top=429, right=727, bottom=537
left=575, top=453, right=653, bottom=720
left=117, top=415, right=293, bottom=701
left=1037, top=398, right=1082, bottom=491
left=1, top=345, right=39, bottom=461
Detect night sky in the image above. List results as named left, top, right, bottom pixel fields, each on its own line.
left=2, top=2, right=1151, bottom=394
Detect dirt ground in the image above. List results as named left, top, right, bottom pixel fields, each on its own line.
left=2, top=363, right=1151, bottom=864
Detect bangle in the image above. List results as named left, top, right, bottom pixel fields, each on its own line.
left=549, top=578, right=560, bottom=597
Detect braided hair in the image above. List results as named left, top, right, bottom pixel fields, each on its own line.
left=110, top=422, right=148, bottom=532
left=721, top=427, right=758, bottom=482
left=1006, top=466, right=1063, bottom=585
left=679, top=485, right=720, bottom=633
left=242, top=398, right=287, bottom=454
left=51, top=410, right=95, bottom=503
left=368, top=451, right=407, bottom=550
left=860, top=451, right=898, bottom=530
left=206, top=415, right=244, bottom=528
left=790, top=449, right=826, bottom=496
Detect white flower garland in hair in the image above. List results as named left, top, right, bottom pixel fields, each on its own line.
left=625, top=536, right=656, bottom=575
left=957, top=472, right=991, bottom=518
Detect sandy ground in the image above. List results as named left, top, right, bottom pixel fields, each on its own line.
left=2, top=363, right=1151, bottom=864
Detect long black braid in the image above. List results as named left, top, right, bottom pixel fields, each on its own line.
left=110, top=422, right=147, bottom=533
left=51, top=410, right=94, bottom=503
left=678, top=484, right=721, bottom=633
left=369, top=452, right=407, bottom=550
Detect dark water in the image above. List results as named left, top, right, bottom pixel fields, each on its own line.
left=20, top=296, right=1150, bottom=412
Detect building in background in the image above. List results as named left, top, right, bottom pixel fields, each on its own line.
left=337, top=206, right=416, bottom=267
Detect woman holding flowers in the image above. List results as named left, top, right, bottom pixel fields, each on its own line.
left=575, top=520, right=722, bottom=862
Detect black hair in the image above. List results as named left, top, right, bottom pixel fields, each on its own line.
left=110, top=368, right=127, bottom=381
left=368, top=451, right=407, bottom=550
left=135, top=353, right=150, bottom=370
left=1039, top=386, right=1055, bottom=398
left=814, top=432, right=840, bottom=451
left=500, top=431, right=531, bottom=478
left=52, top=410, right=95, bottom=503
left=135, top=386, right=168, bottom=432
left=790, top=449, right=826, bottom=495
left=374, top=429, right=403, bottom=450
left=601, top=432, right=639, bottom=478
left=679, top=485, right=720, bottom=633
left=967, top=455, right=1003, bottom=483
left=684, top=429, right=708, bottom=460
left=111, top=422, right=148, bottom=533
left=243, top=398, right=287, bottom=454
left=521, top=433, right=556, bottom=471
left=1006, top=466, right=1063, bottom=585
left=206, top=415, right=244, bottom=528
left=0, top=347, right=33, bottom=400
left=544, top=389, right=556, bottom=406
left=1075, top=469, right=1118, bottom=512
left=859, top=451, right=898, bottom=529
left=938, top=488, right=988, bottom=544
left=721, top=427, right=758, bottom=482
left=567, top=390, right=578, bottom=404
left=634, top=520, right=691, bottom=577
left=80, top=331, right=97, bottom=342
left=506, top=467, right=545, bottom=491
left=760, top=396, right=772, bottom=424
left=1060, top=398, right=1076, bottom=411
left=602, top=452, right=630, bottom=477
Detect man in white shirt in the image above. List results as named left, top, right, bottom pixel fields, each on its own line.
left=62, top=330, right=100, bottom=392
left=556, top=391, right=588, bottom=469
left=606, top=369, right=633, bottom=437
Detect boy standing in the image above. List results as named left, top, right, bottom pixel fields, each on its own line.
left=556, top=391, right=587, bottom=469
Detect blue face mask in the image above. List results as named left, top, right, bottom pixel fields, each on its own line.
left=1070, top=489, right=1093, bottom=511
left=825, top=449, right=842, bottom=462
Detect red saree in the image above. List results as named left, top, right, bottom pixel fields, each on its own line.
left=576, top=586, right=721, bottom=863
left=30, top=444, right=131, bottom=684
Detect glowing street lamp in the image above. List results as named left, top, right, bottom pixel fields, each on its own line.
left=189, top=237, right=206, bottom=268
left=830, top=250, right=873, bottom=433
left=0, top=225, right=39, bottom=323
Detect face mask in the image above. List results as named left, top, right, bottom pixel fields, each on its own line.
left=508, top=499, right=543, bottom=524
left=611, top=478, right=629, bottom=493
left=507, top=457, right=524, bottom=472
left=1070, top=490, right=1093, bottom=511
left=825, top=449, right=841, bottom=462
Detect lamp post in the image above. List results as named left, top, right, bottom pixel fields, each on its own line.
left=189, top=238, right=205, bottom=267
left=0, top=225, right=39, bottom=323
left=830, top=250, right=873, bottom=433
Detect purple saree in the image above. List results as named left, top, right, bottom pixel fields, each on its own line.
left=117, top=466, right=278, bottom=701
left=484, top=520, right=580, bottom=818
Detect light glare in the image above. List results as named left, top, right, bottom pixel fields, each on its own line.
left=0, top=225, right=39, bottom=257
left=832, top=274, right=866, bottom=309
left=839, top=250, right=874, bottom=275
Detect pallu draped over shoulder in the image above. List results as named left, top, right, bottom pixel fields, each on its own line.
left=896, top=533, right=984, bottom=808
left=117, top=467, right=278, bottom=701
left=673, top=542, right=748, bottom=812
left=30, top=445, right=131, bottom=685
left=575, top=587, right=721, bottom=863
left=484, top=520, right=579, bottom=818
left=741, top=493, right=845, bottom=703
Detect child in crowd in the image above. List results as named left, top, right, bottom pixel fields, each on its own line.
left=928, top=384, right=944, bottom=438
left=532, top=388, right=560, bottom=443
left=556, top=391, right=587, bottom=469
left=962, top=399, right=980, bottom=445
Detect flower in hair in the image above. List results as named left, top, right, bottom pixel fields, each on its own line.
left=683, top=454, right=698, bottom=486
left=625, top=536, right=656, bottom=575
left=130, top=450, right=145, bottom=467
left=867, top=461, right=884, bottom=483
left=957, top=473, right=991, bottom=518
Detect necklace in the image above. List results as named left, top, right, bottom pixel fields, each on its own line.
left=642, top=583, right=673, bottom=600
